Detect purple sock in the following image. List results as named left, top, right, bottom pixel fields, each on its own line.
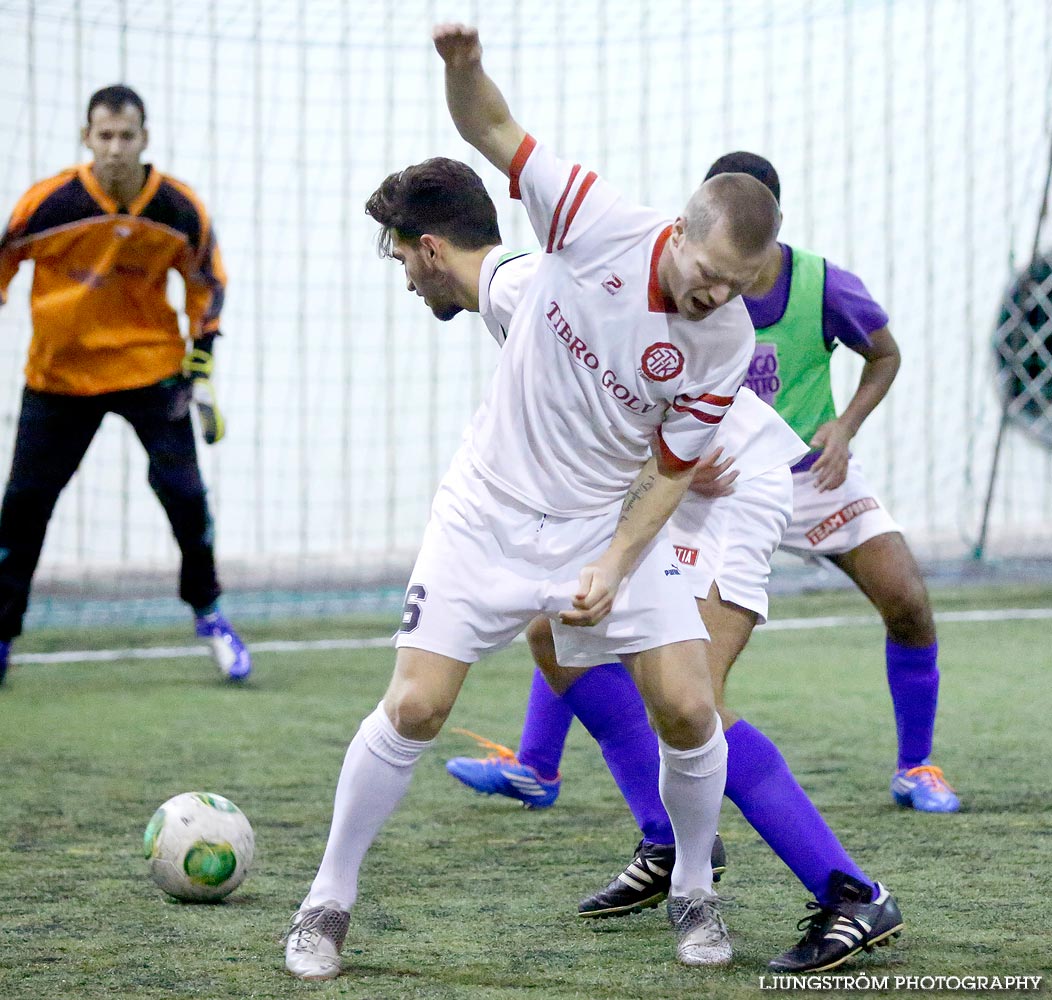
left=886, top=639, right=939, bottom=770
left=725, top=719, right=873, bottom=905
left=562, top=662, right=674, bottom=844
left=517, top=668, right=574, bottom=781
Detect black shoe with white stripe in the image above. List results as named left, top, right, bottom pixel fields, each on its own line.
left=768, top=872, right=904, bottom=973
left=577, top=835, right=726, bottom=919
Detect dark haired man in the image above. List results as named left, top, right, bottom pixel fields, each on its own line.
left=703, top=152, right=958, bottom=815
left=364, top=157, right=502, bottom=322
left=0, top=84, right=250, bottom=684
left=282, top=23, right=783, bottom=979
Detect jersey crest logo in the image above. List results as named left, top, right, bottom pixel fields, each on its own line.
left=640, top=342, right=685, bottom=382
left=602, top=273, right=623, bottom=295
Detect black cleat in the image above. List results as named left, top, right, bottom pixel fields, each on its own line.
left=578, top=834, right=726, bottom=919
left=711, top=831, right=727, bottom=882
left=768, top=871, right=904, bottom=973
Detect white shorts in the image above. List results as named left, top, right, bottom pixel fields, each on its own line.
left=395, top=449, right=706, bottom=668
left=780, top=456, right=901, bottom=556
left=667, top=466, right=793, bottom=624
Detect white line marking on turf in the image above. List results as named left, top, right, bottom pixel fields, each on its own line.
left=759, top=606, right=1052, bottom=632
left=13, top=636, right=394, bottom=665
left=10, top=606, right=1051, bottom=666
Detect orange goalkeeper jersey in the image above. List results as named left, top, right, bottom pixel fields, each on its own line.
left=0, top=163, right=226, bottom=396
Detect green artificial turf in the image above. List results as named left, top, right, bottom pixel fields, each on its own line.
left=0, top=585, right=1049, bottom=999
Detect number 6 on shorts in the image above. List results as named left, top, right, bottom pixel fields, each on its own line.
left=400, top=584, right=427, bottom=633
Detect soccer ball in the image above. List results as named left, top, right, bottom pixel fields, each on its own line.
left=143, top=792, right=255, bottom=902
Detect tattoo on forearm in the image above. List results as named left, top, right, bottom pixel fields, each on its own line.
left=619, top=473, right=657, bottom=524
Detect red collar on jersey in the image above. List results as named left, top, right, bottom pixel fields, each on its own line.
left=648, top=225, right=677, bottom=313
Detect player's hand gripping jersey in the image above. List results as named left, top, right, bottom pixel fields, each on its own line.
left=479, top=247, right=807, bottom=485
left=466, top=136, right=756, bottom=517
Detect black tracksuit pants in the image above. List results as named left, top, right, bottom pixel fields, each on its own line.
left=0, top=379, right=221, bottom=639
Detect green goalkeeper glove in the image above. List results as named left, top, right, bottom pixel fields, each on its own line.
left=182, top=347, right=226, bottom=445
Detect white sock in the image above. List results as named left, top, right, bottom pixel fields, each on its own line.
left=658, top=715, right=727, bottom=900
left=306, top=703, right=433, bottom=910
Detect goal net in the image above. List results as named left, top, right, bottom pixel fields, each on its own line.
left=0, top=0, right=1050, bottom=627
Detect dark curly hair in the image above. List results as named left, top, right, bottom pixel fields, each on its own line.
left=365, top=157, right=500, bottom=256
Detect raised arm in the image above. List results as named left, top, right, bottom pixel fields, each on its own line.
left=433, top=23, right=526, bottom=177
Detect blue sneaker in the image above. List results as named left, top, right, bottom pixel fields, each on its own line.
left=445, top=729, right=560, bottom=809
left=194, top=613, right=252, bottom=681
left=891, top=762, right=960, bottom=813
left=0, top=640, right=9, bottom=686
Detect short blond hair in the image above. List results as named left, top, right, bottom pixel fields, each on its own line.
left=683, top=173, right=781, bottom=255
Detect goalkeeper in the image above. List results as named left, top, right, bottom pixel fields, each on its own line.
left=0, top=84, right=250, bottom=685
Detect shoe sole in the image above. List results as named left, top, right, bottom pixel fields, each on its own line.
left=456, top=788, right=558, bottom=810
left=578, top=890, right=667, bottom=919
left=286, top=968, right=340, bottom=981
left=892, top=794, right=960, bottom=813
left=677, top=949, right=733, bottom=967
left=453, top=787, right=558, bottom=809
left=772, top=923, right=905, bottom=974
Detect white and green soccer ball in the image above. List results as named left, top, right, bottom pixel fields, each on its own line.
left=144, top=792, right=255, bottom=902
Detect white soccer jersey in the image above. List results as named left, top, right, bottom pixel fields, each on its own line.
left=715, top=384, right=808, bottom=481
left=478, top=246, right=534, bottom=346
left=466, top=136, right=758, bottom=517
left=478, top=246, right=808, bottom=484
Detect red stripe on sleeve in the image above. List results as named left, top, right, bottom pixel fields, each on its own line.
left=670, top=391, right=736, bottom=424
left=556, top=170, right=598, bottom=250
left=509, top=134, right=537, bottom=200
left=655, top=429, right=697, bottom=474
left=546, top=164, right=581, bottom=254
left=671, top=403, right=723, bottom=424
